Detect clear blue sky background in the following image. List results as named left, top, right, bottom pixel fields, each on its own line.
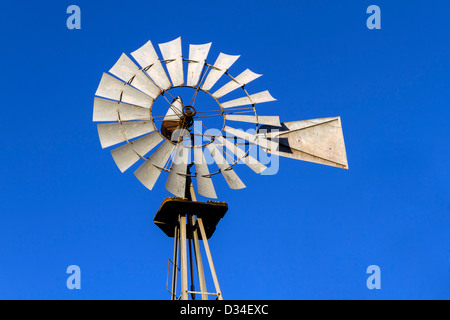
left=0, top=1, right=448, bottom=300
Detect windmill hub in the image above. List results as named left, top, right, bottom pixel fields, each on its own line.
left=183, top=105, right=196, bottom=117
left=181, top=105, right=196, bottom=128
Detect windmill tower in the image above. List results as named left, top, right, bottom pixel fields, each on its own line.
left=93, top=37, right=348, bottom=300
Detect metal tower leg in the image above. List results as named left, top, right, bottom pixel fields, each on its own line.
left=189, top=215, right=208, bottom=300
left=171, top=221, right=179, bottom=300
left=158, top=195, right=227, bottom=300
left=197, top=217, right=223, bottom=300
left=179, top=215, right=188, bottom=300
left=187, top=182, right=208, bottom=300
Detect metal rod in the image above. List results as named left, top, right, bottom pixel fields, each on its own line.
left=187, top=291, right=219, bottom=296
left=187, top=218, right=196, bottom=300
left=166, top=259, right=174, bottom=296
left=179, top=215, right=188, bottom=300
left=152, top=108, right=254, bottom=122
left=171, top=221, right=179, bottom=300
left=197, top=217, right=223, bottom=300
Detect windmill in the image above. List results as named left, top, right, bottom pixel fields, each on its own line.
left=93, top=37, right=348, bottom=300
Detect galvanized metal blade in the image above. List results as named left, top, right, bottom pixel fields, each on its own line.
left=134, top=140, right=175, bottom=190
left=193, top=146, right=217, bottom=199
left=97, top=120, right=155, bottom=149
left=212, top=69, right=262, bottom=99
left=110, top=131, right=163, bottom=172
left=215, top=136, right=267, bottom=174
left=186, top=43, right=211, bottom=87
left=206, top=143, right=246, bottom=190
left=201, top=53, right=240, bottom=91
left=92, top=97, right=150, bottom=122
left=95, top=73, right=154, bottom=108
left=224, top=115, right=281, bottom=127
left=221, top=90, right=276, bottom=109
left=165, top=145, right=189, bottom=197
left=109, top=53, right=161, bottom=99
left=224, top=125, right=275, bottom=150
left=131, top=40, right=172, bottom=90
left=159, top=37, right=184, bottom=87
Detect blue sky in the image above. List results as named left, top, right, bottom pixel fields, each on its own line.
left=0, top=1, right=448, bottom=299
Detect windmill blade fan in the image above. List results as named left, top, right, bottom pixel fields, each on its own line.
left=93, top=37, right=349, bottom=199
